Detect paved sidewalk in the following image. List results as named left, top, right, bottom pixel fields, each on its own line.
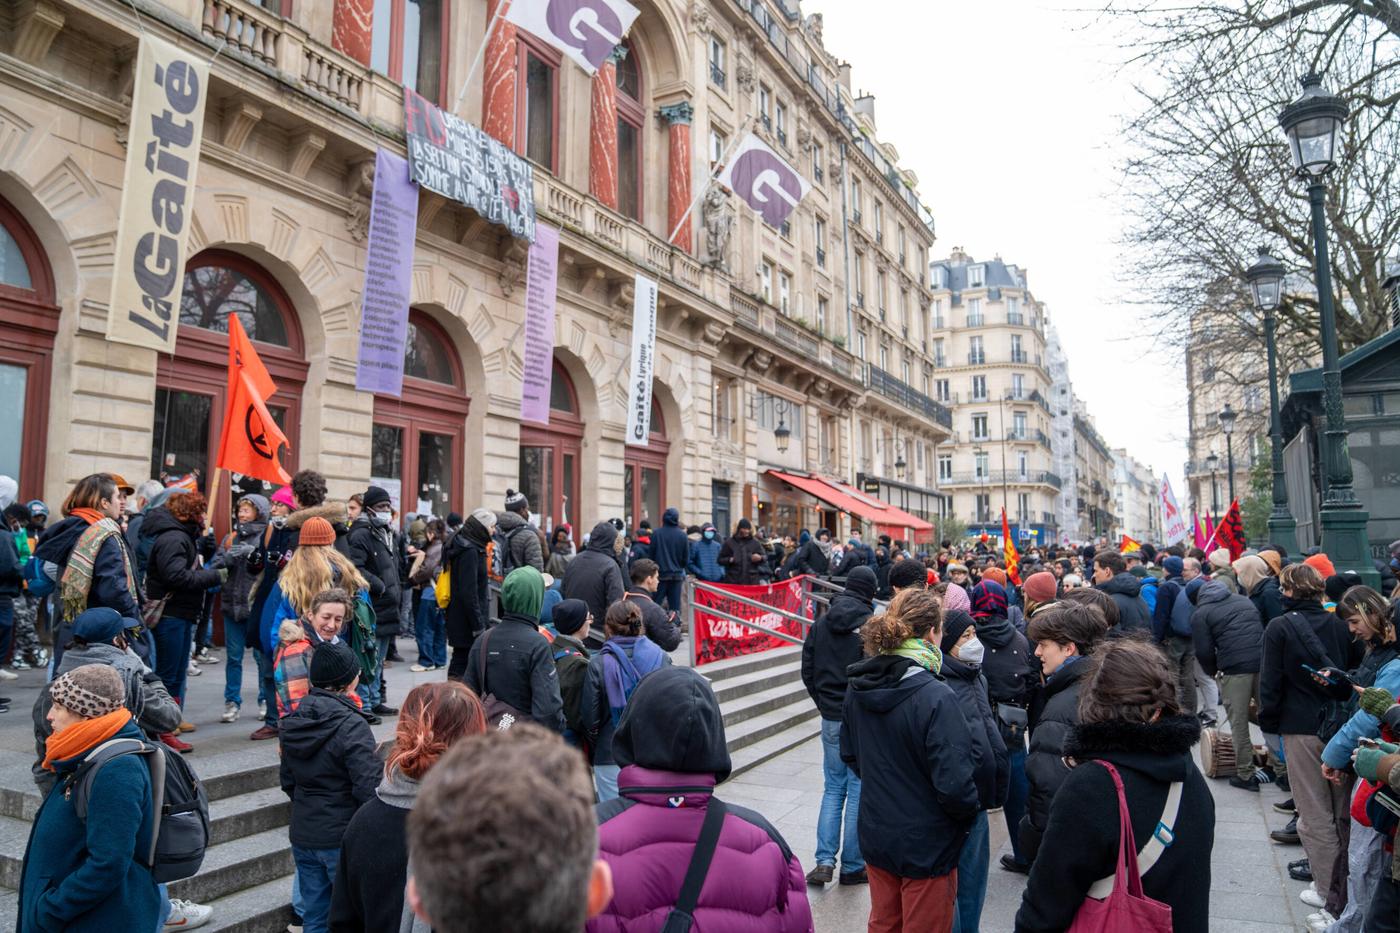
left=719, top=735, right=1319, bottom=932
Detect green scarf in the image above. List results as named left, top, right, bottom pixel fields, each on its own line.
left=889, top=637, right=942, bottom=674
left=59, top=519, right=138, bottom=623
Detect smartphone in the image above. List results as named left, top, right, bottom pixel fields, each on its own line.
left=1302, top=664, right=1356, bottom=690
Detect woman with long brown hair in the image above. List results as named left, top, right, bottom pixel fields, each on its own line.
left=328, top=681, right=486, bottom=932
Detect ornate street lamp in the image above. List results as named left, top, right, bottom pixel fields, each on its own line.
left=895, top=446, right=907, bottom=481
left=1245, top=248, right=1299, bottom=553
left=1206, top=451, right=1220, bottom=517
left=1278, top=73, right=1375, bottom=581
left=774, top=417, right=792, bottom=454
left=1218, top=403, right=1238, bottom=505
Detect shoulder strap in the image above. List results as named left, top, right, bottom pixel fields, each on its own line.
left=661, top=799, right=728, bottom=933
left=1086, top=774, right=1182, bottom=900
left=72, top=735, right=166, bottom=865
left=478, top=628, right=492, bottom=693
left=1284, top=610, right=1338, bottom=670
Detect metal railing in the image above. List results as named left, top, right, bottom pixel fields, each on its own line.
left=685, top=576, right=826, bottom=668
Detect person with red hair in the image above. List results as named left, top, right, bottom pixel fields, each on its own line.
left=329, top=681, right=486, bottom=931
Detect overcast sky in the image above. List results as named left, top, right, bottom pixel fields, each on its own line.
left=807, top=0, right=1189, bottom=498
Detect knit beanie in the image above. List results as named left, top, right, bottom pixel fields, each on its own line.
left=501, top=566, right=545, bottom=619
left=940, top=609, right=977, bottom=654
left=309, top=641, right=361, bottom=690
left=1208, top=548, right=1232, bottom=572
left=1325, top=571, right=1363, bottom=604
left=50, top=664, right=126, bottom=718
left=982, top=567, right=1008, bottom=586
left=505, top=488, right=529, bottom=512
left=1023, top=571, right=1057, bottom=606
left=552, top=599, right=590, bottom=636
left=971, top=580, right=1009, bottom=619
left=299, top=516, right=336, bottom=547
left=1304, top=553, right=1337, bottom=578
left=943, top=583, right=971, bottom=614
left=363, top=486, right=392, bottom=510
left=470, top=507, right=497, bottom=532
left=271, top=485, right=295, bottom=508
left=1162, top=555, right=1184, bottom=577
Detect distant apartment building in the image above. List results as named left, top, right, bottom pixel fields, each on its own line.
left=1113, top=450, right=1161, bottom=543
left=1047, top=325, right=1080, bottom=542
left=1074, top=399, right=1117, bottom=541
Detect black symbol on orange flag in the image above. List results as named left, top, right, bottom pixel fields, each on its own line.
left=244, top=404, right=276, bottom=460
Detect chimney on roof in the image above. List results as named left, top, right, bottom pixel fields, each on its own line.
left=948, top=246, right=969, bottom=264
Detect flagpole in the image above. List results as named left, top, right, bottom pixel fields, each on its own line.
left=666, top=104, right=759, bottom=246
left=452, top=0, right=511, bottom=115
left=206, top=467, right=221, bottom=530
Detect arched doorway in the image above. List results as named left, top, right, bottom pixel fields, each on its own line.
left=371, top=309, right=469, bottom=520
left=151, top=249, right=308, bottom=538
left=623, top=394, right=668, bottom=532
left=0, top=195, right=60, bottom=503
left=519, top=357, right=582, bottom=539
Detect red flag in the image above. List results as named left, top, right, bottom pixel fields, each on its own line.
left=1001, top=508, right=1022, bottom=585
left=218, top=370, right=291, bottom=485
left=1119, top=534, right=1142, bottom=553
left=1216, top=500, right=1246, bottom=561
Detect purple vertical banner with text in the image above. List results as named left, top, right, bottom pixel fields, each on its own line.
left=519, top=223, right=560, bottom=425
left=355, top=148, right=419, bottom=397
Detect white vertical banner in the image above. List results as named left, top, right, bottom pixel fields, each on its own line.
left=624, top=274, right=659, bottom=446
left=1160, top=473, right=1187, bottom=544
left=106, top=34, right=210, bottom=352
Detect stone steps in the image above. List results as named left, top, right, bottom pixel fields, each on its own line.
left=697, top=644, right=820, bottom=778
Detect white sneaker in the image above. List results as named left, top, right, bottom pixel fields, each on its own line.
left=0, top=668, right=18, bottom=681
left=164, top=898, right=213, bottom=929
left=187, top=662, right=202, bottom=676
left=220, top=702, right=240, bottom=723
left=258, top=700, right=268, bottom=720
left=1307, top=909, right=1336, bottom=931
left=410, top=663, right=437, bottom=672
left=1300, top=884, right=1326, bottom=909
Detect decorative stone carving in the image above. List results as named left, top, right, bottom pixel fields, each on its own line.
left=701, top=321, right=727, bottom=350
left=797, top=125, right=814, bottom=152
left=689, top=0, right=712, bottom=35
left=345, top=158, right=375, bottom=242
left=805, top=12, right=824, bottom=44
left=498, top=238, right=528, bottom=297
left=736, top=58, right=755, bottom=93
left=701, top=184, right=734, bottom=271
left=14, top=1, right=65, bottom=65
left=288, top=130, right=327, bottom=178
left=222, top=101, right=263, bottom=152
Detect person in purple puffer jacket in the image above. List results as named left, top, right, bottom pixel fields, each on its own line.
left=588, top=666, right=814, bottom=933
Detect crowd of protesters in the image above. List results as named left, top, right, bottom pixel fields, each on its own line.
left=9, top=466, right=1400, bottom=931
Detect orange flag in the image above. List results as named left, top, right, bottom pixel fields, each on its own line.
left=1120, top=534, right=1142, bottom=553
left=1001, top=507, right=1022, bottom=585
left=217, top=317, right=290, bottom=485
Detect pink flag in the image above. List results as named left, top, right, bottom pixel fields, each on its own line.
left=1192, top=511, right=1206, bottom=550
left=1204, top=513, right=1217, bottom=550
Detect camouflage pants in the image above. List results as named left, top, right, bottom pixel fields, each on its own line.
left=9, top=593, right=43, bottom=664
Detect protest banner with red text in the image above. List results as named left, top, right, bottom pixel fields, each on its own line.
left=693, top=575, right=814, bottom=666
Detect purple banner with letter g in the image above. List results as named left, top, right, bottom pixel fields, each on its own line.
left=520, top=224, right=560, bottom=425
left=355, top=148, right=419, bottom=397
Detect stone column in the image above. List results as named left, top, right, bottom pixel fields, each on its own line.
left=659, top=102, right=694, bottom=251
left=482, top=0, right=518, bottom=145
left=332, top=0, right=373, bottom=66
left=589, top=47, right=627, bottom=210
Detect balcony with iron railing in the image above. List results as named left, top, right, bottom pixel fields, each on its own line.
left=1006, top=428, right=1052, bottom=448
left=968, top=352, right=986, bottom=365
left=1011, top=350, right=1029, bottom=363
left=866, top=365, right=954, bottom=428
left=710, top=62, right=727, bottom=88
left=942, top=470, right=1063, bottom=489
left=1008, top=313, right=1025, bottom=325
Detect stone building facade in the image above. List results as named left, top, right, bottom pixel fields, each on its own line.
left=1112, top=449, right=1161, bottom=544
left=0, top=0, right=949, bottom=543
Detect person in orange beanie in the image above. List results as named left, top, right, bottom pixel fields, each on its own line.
left=1303, top=553, right=1336, bottom=579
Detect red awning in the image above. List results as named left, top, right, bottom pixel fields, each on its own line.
left=826, top=479, right=935, bottom=538
left=766, top=470, right=887, bottom=525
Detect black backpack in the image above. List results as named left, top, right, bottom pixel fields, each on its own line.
left=71, top=737, right=210, bottom=882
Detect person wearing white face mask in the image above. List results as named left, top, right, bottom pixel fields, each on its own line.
left=940, top=607, right=1010, bottom=933
left=345, top=485, right=406, bottom=716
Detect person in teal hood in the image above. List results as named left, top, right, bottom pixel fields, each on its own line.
left=464, top=567, right=565, bottom=732
left=19, top=663, right=161, bottom=932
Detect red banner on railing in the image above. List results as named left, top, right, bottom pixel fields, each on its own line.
left=693, top=575, right=813, bottom=666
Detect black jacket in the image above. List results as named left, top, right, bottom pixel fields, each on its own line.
left=345, top=518, right=404, bottom=637
left=329, top=792, right=409, bottom=933
left=974, top=613, right=1038, bottom=709
left=562, top=522, right=626, bottom=625
left=278, top=688, right=381, bottom=849
left=1021, top=657, right=1091, bottom=863
left=444, top=522, right=490, bottom=648
left=718, top=532, right=767, bottom=585
left=790, top=539, right=831, bottom=576
left=651, top=508, right=689, bottom=581
left=464, top=613, right=566, bottom=732
left=35, top=515, right=141, bottom=619
left=840, top=655, right=980, bottom=878
left=1015, top=716, right=1215, bottom=933
left=1190, top=579, right=1263, bottom=676
left=142, top=508, right=222, bottom=622
left=0, top=530, right=21, bottom=599
left=801, top=570, right=875, bottom=720
left=1259, top=599, right=1356, bottom=735
left=1248, top=576, right=1286, bottom=630
left=1095, top=572, right=1152, bottom=635
left=941, top=654, right=1010, bottom=811
left=623, top=587, right=682, bottom=652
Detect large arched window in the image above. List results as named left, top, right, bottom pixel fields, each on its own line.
left=151, top=250, right=307, bottom=537
left=372, top=309, right=469, bottom=521
left=616, top=40, right=644, bottom=221
left=0, top=195, right=60, bottom=502
left=623, top=391, right=668, bottom=532
left=519, top=357, right=583, bottom=540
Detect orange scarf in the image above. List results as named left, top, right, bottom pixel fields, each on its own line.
left=70, top=507, right=107, bottom=526
left=43, top=709, right=132, bottom=772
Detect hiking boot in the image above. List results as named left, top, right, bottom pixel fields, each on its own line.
left=159, top=732, right=192, bottom=754
left=1229, top=774, right=1260, bottom=792
left=838, top=868, right=868, bottom=886
left=164, top=897, right=212, bottom=929
left=1000, top=854, right=1030, bottom=874
left=220, top=702, right=240, bottom=723
left=1270, top=816, right=1300, bottom=844
left=249, top=724, right=279, bottom=741
left=1274, top=798, right=1296, bottom=815
left=805, top=864, right=834, bottom=886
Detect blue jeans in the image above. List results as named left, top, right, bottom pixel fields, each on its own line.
left=816, top=718, right=863, bottom=873
left=223, top=617, right=268, bottom=707
left=953, top=810, right=990, bottom=933
left=658, top=578, right=684, bottom=614
left=594, top=763, right=621, bottom=802
left=0, top=599, right=13, bottom=664
left=414, top=599, right=447, bottom=667
left=356, top=635, right=390, bottom=708
left=1002, top=745, right=1030, bottom=864
left=155, top=883, right=170, bottom=931
left=291, top=845, right=339, bottom=933
left=152, top=616, right=193, bottom=707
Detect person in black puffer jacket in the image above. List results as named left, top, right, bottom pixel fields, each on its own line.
left=444, top=508, right=494, bottom=682
left=464, top=567, right=565, bottom=732
left=1190, top=577, right=1273, bottom=788
left=563, top=521, right=627, bottom=640
left=143, top=493, right=225, bottom=719
left=1091, top=551, right=1152, bottom=635
left=650, top=507, right=690, bottom=613
left=1020, top=601, right=1106, bottom=865
left=718, top=518, right=767, bottom=585
left=800, top=565, right=876, bottom=885
left=623, top=558, right=683, bottom=652
left=790, top=529, right=834, bottom=577
left=344, top=485, right=405, bottom=715
left=941, top=612, right=1010, bottom=933
left=1016, top=639, right=1216, bottom=933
